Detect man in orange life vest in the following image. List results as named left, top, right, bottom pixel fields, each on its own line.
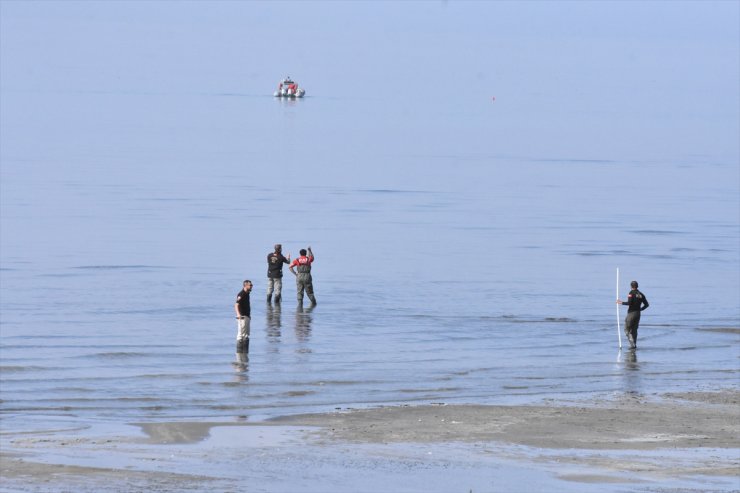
left=289, top=246, right=316, bottom=306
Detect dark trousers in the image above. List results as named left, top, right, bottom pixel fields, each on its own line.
left=296, top=273, right=316, bottom=303
left=624, top=311, right=640, bottom=348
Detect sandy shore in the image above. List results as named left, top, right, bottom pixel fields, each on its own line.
left=2, top=389, right=739, bottom=492
left=270, top=389, right=740, bottom=450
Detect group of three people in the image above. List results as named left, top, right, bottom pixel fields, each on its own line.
left=234, top=244, right=316, bottom=352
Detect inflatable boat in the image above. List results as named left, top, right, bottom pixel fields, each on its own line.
left=274, top=76, right=305, bottom=98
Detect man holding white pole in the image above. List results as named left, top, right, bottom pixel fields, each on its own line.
left=616, top=280, right=649, bottom=349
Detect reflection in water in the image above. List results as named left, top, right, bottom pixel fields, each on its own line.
left=624, top=349, right=639, bottom=369
left=232, top=352, right=249, bottom=383
left=621, top=349, right=641, bottom=394
left=295, top=304, right=314, bottom=344
left=266, top=304, right=282, bottom=346
left=277, top=97, right=300, bottom=108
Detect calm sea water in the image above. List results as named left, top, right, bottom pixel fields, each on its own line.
left=1, top=2, right=739, bottom=434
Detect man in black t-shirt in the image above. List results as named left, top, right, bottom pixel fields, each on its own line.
left=617, top=280, right=649, bottom=349
left=266, top=244, right=291, bottom=304
left=234, top=280, right=252, bottom=352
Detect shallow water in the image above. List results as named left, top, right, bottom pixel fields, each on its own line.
left=1, top=0, right=739, bottom=461
left=2, top=124, right=738, bottom=428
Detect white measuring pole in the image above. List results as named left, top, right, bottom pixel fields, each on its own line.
left=616, top=267, right=622, bottom=349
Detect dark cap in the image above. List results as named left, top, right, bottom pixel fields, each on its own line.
left=630, top=281, right=638, bottom=288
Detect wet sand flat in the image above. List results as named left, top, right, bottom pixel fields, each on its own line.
left=271, top=390, right=740, bottom=450
left=2, top=390, right=738, bottom=492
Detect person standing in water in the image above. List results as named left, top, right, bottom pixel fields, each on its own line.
left=617, top=280, right=649, bottom=349
left=234, top=280, right=253, bottom=352
left=289, top=246, right=316, bottom=306
left=266, top=244, right=290, bottom=304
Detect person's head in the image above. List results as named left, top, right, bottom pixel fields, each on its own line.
left=300, top=249, right=307, bottom=256
left=242, top=280, right=253, bottom=292
left=630, top=281, right=638, bottom=289
left=274, top=244, right=282, bottom=253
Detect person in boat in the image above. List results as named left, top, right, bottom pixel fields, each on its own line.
left=289, top=247, right=316, bottom=306
left=616, top=281, right=649, bottom=349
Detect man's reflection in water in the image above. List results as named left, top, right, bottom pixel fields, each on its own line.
left=622, top=348, right=641, bottom=394
left=624, top=349, right=639, bottom=368
left=232, top=352, right=249, bottom=383
left=266, top=304, right=282, bottom=349
left=295, top=304, right=314, bottom=344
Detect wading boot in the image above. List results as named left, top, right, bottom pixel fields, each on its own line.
left=236, top=339, right=245, bottom=353
left=308, top=294, right=317, bottom=306
left=244, top=337, right=250, bottom=353
left=274, top=294, right=281, bottom=304
left=266, top=294, right=272, bottom=304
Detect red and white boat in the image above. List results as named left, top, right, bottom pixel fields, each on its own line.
left=274, top=76, right=305, bottom=98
